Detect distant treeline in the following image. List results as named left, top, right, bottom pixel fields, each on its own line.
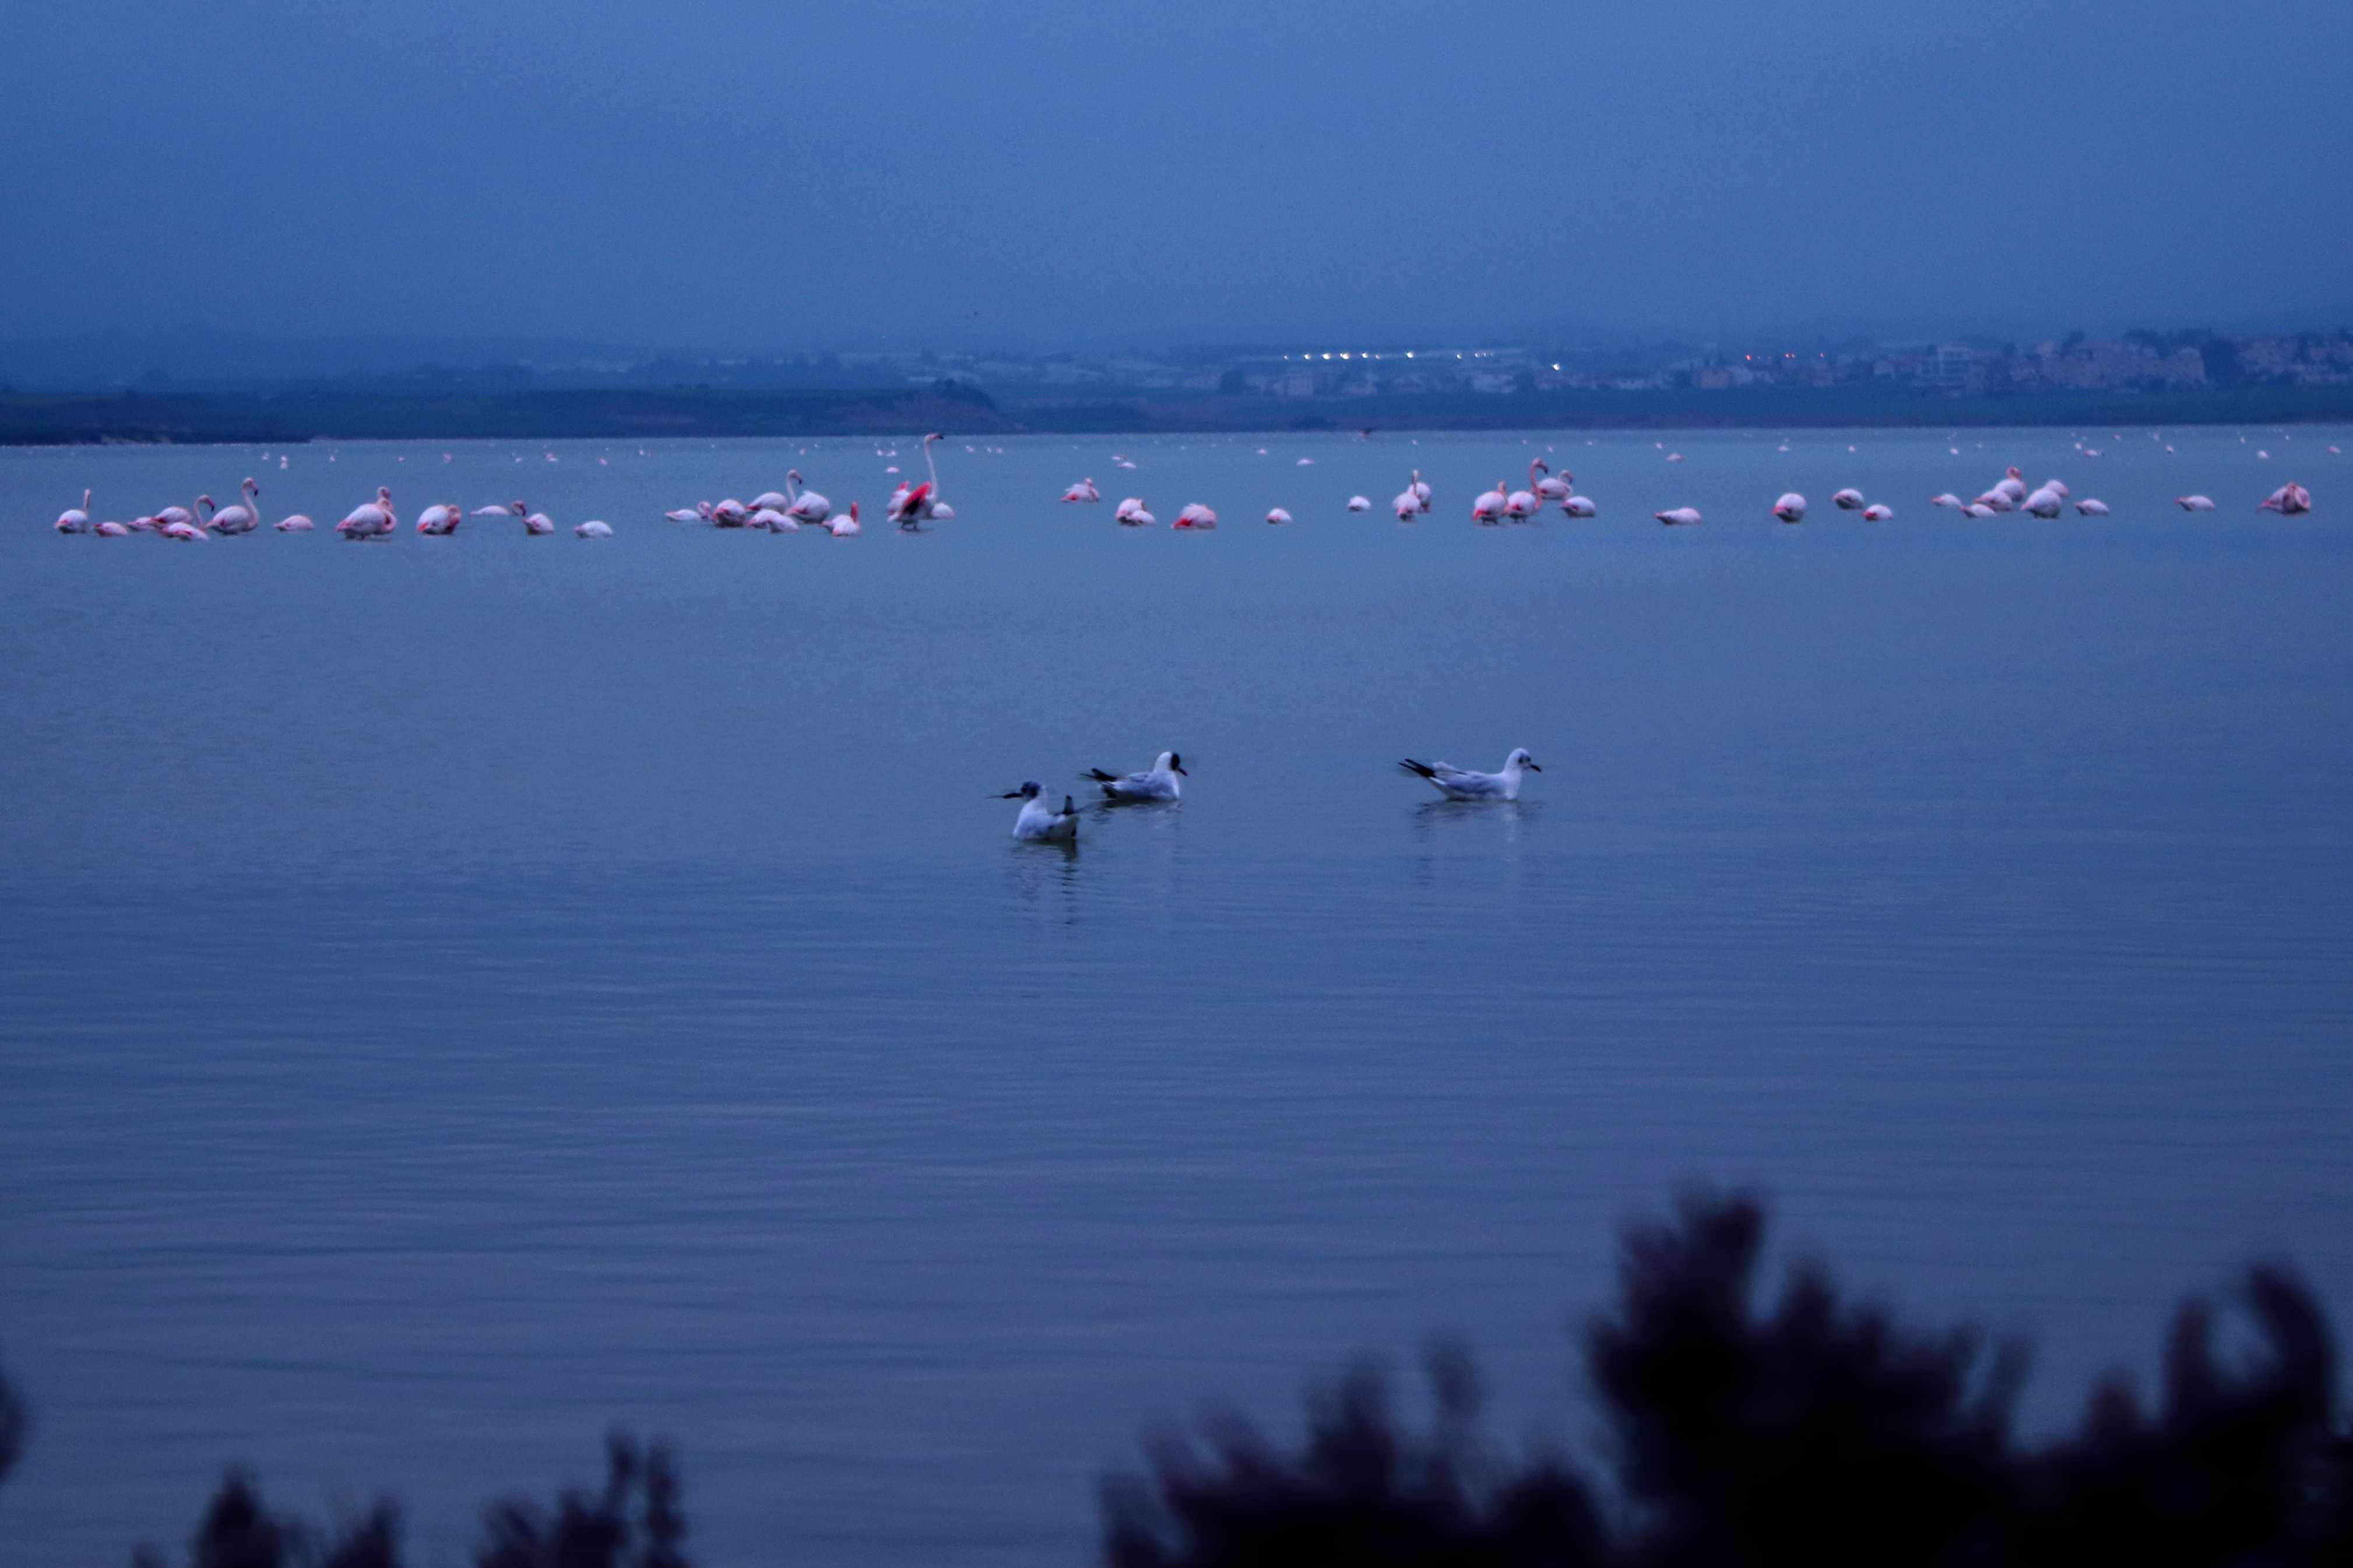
left=2, top=1190, right=2350, bottom=1567
left=6, top=383, right=2351, bottom=446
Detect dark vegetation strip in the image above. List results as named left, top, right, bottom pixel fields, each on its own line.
left=2, top=1190, right=2350, bottom=1566
left=5, top=386, right=2350, bottom=446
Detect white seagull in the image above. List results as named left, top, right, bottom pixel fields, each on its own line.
left=1002, top=781, right=1079, bottom=841
left=1398, top=748, right=1541, bottom=801
left=1083, top=751, right=1186, bottom=802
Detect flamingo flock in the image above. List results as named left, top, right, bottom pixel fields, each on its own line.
left=41, top=436, right=2329, bottom=545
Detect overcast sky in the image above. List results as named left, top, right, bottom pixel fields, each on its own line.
left=6, top=0, right=2349, bottom=352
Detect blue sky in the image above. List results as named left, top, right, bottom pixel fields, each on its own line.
left=6, top=0, right=2348, bottom=351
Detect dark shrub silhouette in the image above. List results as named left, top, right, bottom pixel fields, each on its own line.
left=131, top=1468, right=400, bottom=1568
left=0, top=1346, right=26, bottom=1494
left=474, top=1430, right=688, bottom=1568
left=2016, top=1264, right=2352, bottom=1567
left=1105, top=1189, right=2353, bottom=1568
left=1582, top=1189, right=2024, bottom=1566
left=1100, top=1339, right=1608, bottom=1568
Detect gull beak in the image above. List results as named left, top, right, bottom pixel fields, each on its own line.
left=1525, top=762, right=1542, bottom=771
left=1173, top=764, right=1188, bottom=776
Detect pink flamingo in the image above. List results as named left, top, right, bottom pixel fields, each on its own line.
left=54, top=489, right=92, bottom=533
left=337, top=487, right=398, bottom=539
left=2259, top=482, right=2312, bottom=515
left=1471, top=480, right=1508, bottom=525
left=1173, top=503, right=1218, bottom=530
left=1772, top=492, right=1807, bottom=523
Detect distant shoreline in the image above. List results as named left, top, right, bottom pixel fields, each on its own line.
left=5, top=382, right=2348, bottom=446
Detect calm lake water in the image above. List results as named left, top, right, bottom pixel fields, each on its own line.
left=3, top=428, right=2350, bottom=1565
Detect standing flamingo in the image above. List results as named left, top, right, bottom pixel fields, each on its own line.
left=1173, top=503, right=1218, bottom=530
left=1772, top=493, right=1807, bottom=523
left=337, top=487, right=398, bottom=539
left=1116, top=497, right=1156, bottom=527
left=1504, top=464, right=1540, bottom=522
left=888, top=434, right=950, bottom=527
left=54, top=489, right=92, bottom=533
left=1531, top=461, right=1571, bottom=501
left=416, top=502, right=462, bottom=535
left=1061, top=478, right=1101, bottom=503
left=829, top=502, right=861, bottom=536
left=207, top=478, right=263, bottom=534
left=1471, top=480, right=1508, bottom=525
left=784, top=470, right=832, bottom=525
left=2259, top=482, right=2313, bottom=515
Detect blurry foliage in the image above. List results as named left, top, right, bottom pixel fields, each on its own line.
left=0, top=1344, right=27, bottom=1492
left=1105, top=1190, right=2353, bottom=1568
left=4, top=1194, right=2347, bottom=1567
left=126, top=1435, right=684, bottom=1568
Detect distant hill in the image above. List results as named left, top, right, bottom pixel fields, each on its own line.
left=0, top=382, right=1016, bottom=445
left=5, top=379, right=2348, bottom=445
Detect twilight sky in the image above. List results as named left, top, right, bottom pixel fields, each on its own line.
left=5, top=0, right=2348, bottom=351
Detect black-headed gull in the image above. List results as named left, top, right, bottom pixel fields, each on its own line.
left=1399, top=749, right=1540, bottom=801
left=1002, top=781, right=1079, bottom=841
left=1084, top=751, right=1186, bottom=802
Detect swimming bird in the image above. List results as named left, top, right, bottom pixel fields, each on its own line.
left=1655, top=506, right=1703, bottom=526
left=1471, top=481, right=1508, bottom=525
left=160, top=516, right=209, bottom=541
left=2022, top=486, right=2064, bottom=518
left=2176, top=495, right=2217, bottom=512
left=94, top=519, right=131, bottom=536
left=748, top=508, right=797, bottom=532
left=1399, top=749, right=1540, bottom=802
left=1831, top=488, right=1865, bottom=510
left=711, top=498, right=751, bottom=527
left=1084, top=751, right=1186, bottom=802
left=1930, top=492, right=1964, bottom=509
left=1346, top=495, right=1371, bottom=512
left=337, top=488, right=397, bottom=540
left=1391, top=485, right=1419, bottom=520
left=1003, top=781, right=1079, bottom=842
left=54, top=489, right=92, bottom=533
left=1561, top=494, right=1598, bottom=517
left=1993, top=467, right=2028, bottom=506
left=1116, top=497, right=1156, bottom=527
left=1062, top=478, right=1102, bottom=503
left=1173, top=502, right=1218, bottom=529
left=664, top=503, right=711, bottom=523
left=574, top=519, right=613, bottom=538
left=522, top=509, right=554, bottom=535
left=1862, top=503, right=1893, bottom=522
left=474, top=501, right=523, bottom=520
left=1265, top=507, right=1293, bottom=525
left=274, top=513, right=315, bottom=531
left=1961, top=502, right=1999, bottom=519
left=749, top=490, right=791, bottom=513
left=416, top=502, right=462, bottom=535
left=2074, top=499, right=2111, bottom=516
left=1410, top=469, right=1432, bottom=513
left=2259, top=482, right=2312, bottom=515
left=1772, top=492, right=1807, bottom=523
